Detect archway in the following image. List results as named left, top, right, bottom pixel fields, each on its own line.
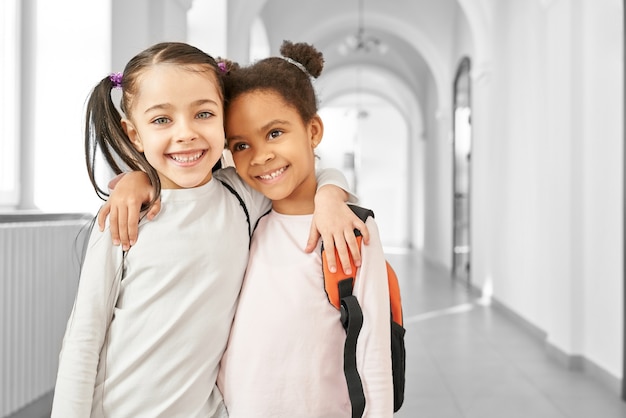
left=317, top=92, right=411, bottom=250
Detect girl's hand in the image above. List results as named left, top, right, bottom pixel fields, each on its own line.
left=96, top=172, right=160, bottom=250
left=305, top=185, right=370, bottom=274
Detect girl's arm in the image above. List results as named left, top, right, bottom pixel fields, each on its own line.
left=99, top=167, right=368, bottom=274
left=97, top=172, right=156, bottom=250
left=51, top=222, right=123, bottom=417
left=307, top=183, right=368, bottom=274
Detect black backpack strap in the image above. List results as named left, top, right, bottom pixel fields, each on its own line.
left=218, top=180, right=251, bottom=243
left=252, top=209, right=272, bottom=235
left=323, top=204, right=375, bottom=417
left=348, top=205, right=375, bottom=224
left=338, top=278, right=366, bottom=418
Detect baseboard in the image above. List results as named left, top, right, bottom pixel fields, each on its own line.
left=543, top=341, right=622, bottom=396
left=487, top=293, right=622, bottom=397
left=488, top=295, right=548, bottom=341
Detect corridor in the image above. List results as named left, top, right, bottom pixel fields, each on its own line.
left=2, top=2, right=624, bottom=416
left=391, top=252, right=626, bottom=418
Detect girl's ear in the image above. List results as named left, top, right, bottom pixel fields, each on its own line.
left=309, top=114, right=324, bottom=149
left=122, top=118, right=144, bottom=152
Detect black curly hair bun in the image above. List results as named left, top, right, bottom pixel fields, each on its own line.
left=280, top=40, right=324, bottom=79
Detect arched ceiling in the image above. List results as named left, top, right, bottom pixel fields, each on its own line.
left=224, top=0, right=486, bottom=138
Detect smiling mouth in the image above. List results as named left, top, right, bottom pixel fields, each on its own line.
left=168, top=150, right=205, bottom=163
left=257, top=166, right=287, bottom=180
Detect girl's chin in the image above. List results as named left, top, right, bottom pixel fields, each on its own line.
left=159, top=172, right=213, bottom=189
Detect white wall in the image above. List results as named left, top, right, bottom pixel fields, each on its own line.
left=578, top=0, right=623, bottom=378
left=474, top=0, right=624, bottom=379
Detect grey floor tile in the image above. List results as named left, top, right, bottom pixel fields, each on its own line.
left=395, top=398, right=464, bottom=418
left=460, top=394, right=567, bottom=418
left=549, top=395, right=626, bottom=418
left=394, top=252, right=625, bottom=417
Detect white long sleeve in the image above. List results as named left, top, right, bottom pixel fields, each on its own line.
left=51, top=225, right=123, bottom=417
left=52, top=179, right=251, bottom=418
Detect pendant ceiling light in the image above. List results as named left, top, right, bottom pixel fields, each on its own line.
left=339, top=0, right=387, bottom=55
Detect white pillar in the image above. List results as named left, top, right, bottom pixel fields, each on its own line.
left=18, top=0, right=37, bottom=209
left=188, top=0, right=227, bottom=58
left=111, top=0, right=193, bottom=70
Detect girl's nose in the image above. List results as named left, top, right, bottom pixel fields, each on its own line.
left=251, top=148, right=274, bottom=165
left=175, top=121, right=197, bottom=143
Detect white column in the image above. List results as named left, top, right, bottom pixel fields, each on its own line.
left=111, top=0, right=193, bottom=70
left=188, top=0, right=227, bottom=58
left=18, top=0, right=37, bottom=209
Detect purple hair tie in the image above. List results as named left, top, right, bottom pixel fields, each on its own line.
left=109, top=72, right=123, bottom=89
left=217, top=62, right=227, bottom=73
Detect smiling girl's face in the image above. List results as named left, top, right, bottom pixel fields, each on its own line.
left=226, top=89, right=323, bottom=215
left=122, top=63, right=225, bottom=189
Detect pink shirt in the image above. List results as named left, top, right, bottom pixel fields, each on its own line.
left=218, top=210, right=393, bottom=418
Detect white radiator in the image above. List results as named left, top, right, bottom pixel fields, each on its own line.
left=0, top=214, right=92, bottom=417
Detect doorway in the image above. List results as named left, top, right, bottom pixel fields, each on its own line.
left=317, top=94, right=411, bottom=249
left=452, top=57, right=472, bottom=283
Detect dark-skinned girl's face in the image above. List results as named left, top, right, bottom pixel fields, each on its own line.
left=226, top=90, right=323, bottom=215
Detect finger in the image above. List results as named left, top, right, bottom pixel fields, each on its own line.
left=333, top=235, right=352, bottom=275
left=304, top=223, right=321, bottom=253
left=109, top=208, right=120, bottom=246
left=127, top=204, right=140, bottom=246
left=116, top=206, right=130, bottom=251
left=345, top=231, right=362, bottom=268
left=146, top=198, right=161, bottom=221
left=323, top=238, right=338, bottom=273
left=97, top=203, right=111, bottom=231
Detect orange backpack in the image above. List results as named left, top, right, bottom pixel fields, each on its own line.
left=321, top=205, right=406, bottom=417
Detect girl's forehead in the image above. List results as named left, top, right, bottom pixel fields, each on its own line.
left=226, top=90, right=303, bottom=133
left=234, top=89, right=290, bottom=108
left=128, top=64, right=222, bottom=111
left=137, top=63, right=217, bottom=85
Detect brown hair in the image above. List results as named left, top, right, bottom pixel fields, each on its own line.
left=220, top=40, right=324, bottom=125
left=84, top=42, right=223, bottom=208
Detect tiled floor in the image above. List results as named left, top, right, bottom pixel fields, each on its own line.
left=390, top=252, right=626, bottom=418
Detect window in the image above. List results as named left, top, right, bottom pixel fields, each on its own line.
left=32, top=0, right=110, bottom=214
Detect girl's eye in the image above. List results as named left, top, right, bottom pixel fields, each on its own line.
left=153, top=117, right=170, bottom=125
left=197, top=111, right=213, bottom=119
left=268, top=129, right=283, bottom=140
left=231, top=142, right=249, bottom=152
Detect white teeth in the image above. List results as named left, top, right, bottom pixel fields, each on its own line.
left=171, top=151, right=203, bottom=163
left=259, top=167, right=286, bottom=180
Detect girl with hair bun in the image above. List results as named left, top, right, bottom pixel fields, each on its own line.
left=217, top=40, right=394, bottom=417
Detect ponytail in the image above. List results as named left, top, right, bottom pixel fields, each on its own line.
left=84, top=75, right=161, bottom=210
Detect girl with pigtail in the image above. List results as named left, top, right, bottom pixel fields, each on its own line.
left=52, top=41, right=363, bottom=418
